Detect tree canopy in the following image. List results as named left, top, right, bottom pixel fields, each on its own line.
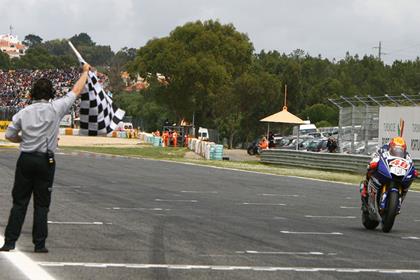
left=3, top=22, right=420, bottom=147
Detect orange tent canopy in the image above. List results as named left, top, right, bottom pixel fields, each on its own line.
left=260, top=106, right=304, bottom=124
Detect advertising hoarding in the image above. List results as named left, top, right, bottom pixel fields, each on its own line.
left=378, top=107, right=420, bottom=158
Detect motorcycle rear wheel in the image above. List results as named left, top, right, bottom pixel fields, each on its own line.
left=247, top=147, right=255, bottom=155
left=381, top=190, right=399, bottom=233
left=362, top=210, right=379, bottom=230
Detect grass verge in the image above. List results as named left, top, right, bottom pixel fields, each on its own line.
left=60, top=145, right=420, bottom=191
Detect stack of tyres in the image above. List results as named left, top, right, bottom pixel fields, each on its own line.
left=212, top=144, right=223, bottom=160
left=153, top=136, right=162, bottom=147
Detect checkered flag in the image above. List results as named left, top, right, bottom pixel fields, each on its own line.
left=69, top=41, right=125, bottom=136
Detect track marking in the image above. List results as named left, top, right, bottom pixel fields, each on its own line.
left=36, top=262, right=420, bottom=274
left=48, top=221, right=111, bottom=225
left=402, top=237, right=420, bottom=240
left=235, top=251, right=326, bottom=256
left=105, top=207, right=171, bottom=211
left=258, top=194, right=299, bottom=197
left=305, top=215, right=356, bottom=219
left=181, top=191, right=218, bottom=194
left=273, top=216, right=287, bottom=220
left=0, top=235, right=56, bottom=280
left=155, top=199, right=198, bottom=203
left=415, top=220, right=420, bottom=222
left=340, top=206, right=359, bottom=209
left=281, top=230, right=343, bottom=235
left=240, top=202, right=286, bottom=206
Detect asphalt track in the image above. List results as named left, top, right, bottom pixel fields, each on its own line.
left=0, top=148, right=419, bottom=280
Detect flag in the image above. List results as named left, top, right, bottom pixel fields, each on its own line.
left=68, top=41, right=125, bottom=136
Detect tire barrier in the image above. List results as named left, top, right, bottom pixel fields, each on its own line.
left=138, top=132, right=162, bottom=146
left=59, top=128, right=139, bottom=138
left=188, top=138, right=224, bottom=160
left=260, top=149, right=420, bottom=174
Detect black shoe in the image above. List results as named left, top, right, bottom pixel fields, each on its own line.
left=0, top=243, right=15, bottom=251
left=34, top=247, right=49, bottom=253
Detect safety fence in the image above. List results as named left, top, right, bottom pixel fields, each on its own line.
left=260, top=149, right=420, bottom=174
left=138, top=132, right=224, bottom=160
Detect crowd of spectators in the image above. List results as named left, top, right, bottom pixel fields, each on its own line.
left=0, top=68, right=80, bottom=109
left=0, top=68, right=110, bottom=121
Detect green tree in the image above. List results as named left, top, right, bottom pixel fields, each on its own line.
left=128, top=20, right=254, bottom=146
left=23, top=34, right=43, bottom=47
left=0, top=51, right=10, bottom=69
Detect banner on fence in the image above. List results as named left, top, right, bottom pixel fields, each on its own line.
left=378, top=106, right=420, bottom=158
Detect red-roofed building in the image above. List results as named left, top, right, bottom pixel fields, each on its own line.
left=0, top=34, right=27, bottom=58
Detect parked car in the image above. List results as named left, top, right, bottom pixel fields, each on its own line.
left=306, top=138, right=329, bottom=152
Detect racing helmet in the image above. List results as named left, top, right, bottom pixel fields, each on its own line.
left=389, top=137, right=407, bottom=158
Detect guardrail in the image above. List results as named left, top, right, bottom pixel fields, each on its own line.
left=261, top=149, right=420, bottom=174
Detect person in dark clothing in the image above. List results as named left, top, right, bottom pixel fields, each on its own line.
left=268, top=131, right=275, bottom=148
left=327, top=136, right=337, bottom=153
left=0, top=63, right=90, bottom=253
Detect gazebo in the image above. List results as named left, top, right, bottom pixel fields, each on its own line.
left=260, top=85, right=305, bottom=150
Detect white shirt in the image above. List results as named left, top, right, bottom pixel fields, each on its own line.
left=5, top=92, right=76, bottom=153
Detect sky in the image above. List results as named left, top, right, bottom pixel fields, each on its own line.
left=1, top=0, right=420, bottom=64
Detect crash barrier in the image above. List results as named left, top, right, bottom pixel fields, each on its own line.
left=188, top=138, right=223, bottom=160
left=137, top=132, right=224, bottom=159
left=261, top=149, right=370, bottom=173
left=138, top=132, right=162, bottom=146
left=260, top=149, right=420, bottom=174
left=58, top=128, right=139, bottom=138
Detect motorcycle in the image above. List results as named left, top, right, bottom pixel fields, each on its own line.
left=361, top=149, right=417, bottom=232
left=247, top=140, right=261, bottom=155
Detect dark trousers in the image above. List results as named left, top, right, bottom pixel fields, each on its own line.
left=4, top=152, right=55, bottom=248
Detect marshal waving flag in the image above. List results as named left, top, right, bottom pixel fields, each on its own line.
left=68, top=41, right=125, bottom=136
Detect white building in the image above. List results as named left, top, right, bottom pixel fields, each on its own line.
left=0, top=34, right=27, bottom=58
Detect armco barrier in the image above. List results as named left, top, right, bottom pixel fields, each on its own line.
left=261, top=149, right=370, bottom=173
left=260, top=149, right=420, bottom=174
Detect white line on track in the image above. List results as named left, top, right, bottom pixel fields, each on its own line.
left=415, top=220, right=420, bottom=222
left=258, top=194, right=299, bottom=197
left=402, top=237, right=420, bottom=240
left=180, top=191, right=218, bottom=194
left=240, top=203, right=286, bottom=206
left=36, top=261, right=420, bottom=274
left=340, top=206, right=359, bottom=209
left=48, top=221, right=111, bottom=225
left=235, top=251, right=327, bottom=256
left=305, top=215, right=356, bottom=219
left=155, top=199, right=198, bottom=203
left=280, top=230, right=343, bottom=235
left=105, top=207, right=171, bottom=211
left=0, top=235, right=56, bottom=280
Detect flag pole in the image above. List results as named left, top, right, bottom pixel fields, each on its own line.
left=68, top=41, right=86, bottom=65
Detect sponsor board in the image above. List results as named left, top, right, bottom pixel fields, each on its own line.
left=0, top=121, right=10, bottom=132
left=378, top=107, right=420, bottom=158
left=60, top=114, right=72, bottom=127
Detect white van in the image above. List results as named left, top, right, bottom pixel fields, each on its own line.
left=198, top=127, right=209, bottom=141
left=293, top=121, right=317, bottom=135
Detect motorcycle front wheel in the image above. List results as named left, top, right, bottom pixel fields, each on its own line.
left=381, top=189, right=399, bottom=233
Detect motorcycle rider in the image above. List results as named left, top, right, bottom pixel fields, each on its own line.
left=360, top=136, right=413, bottom=210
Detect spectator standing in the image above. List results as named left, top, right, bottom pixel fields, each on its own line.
left=0, top=64, right=91, bottom=253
